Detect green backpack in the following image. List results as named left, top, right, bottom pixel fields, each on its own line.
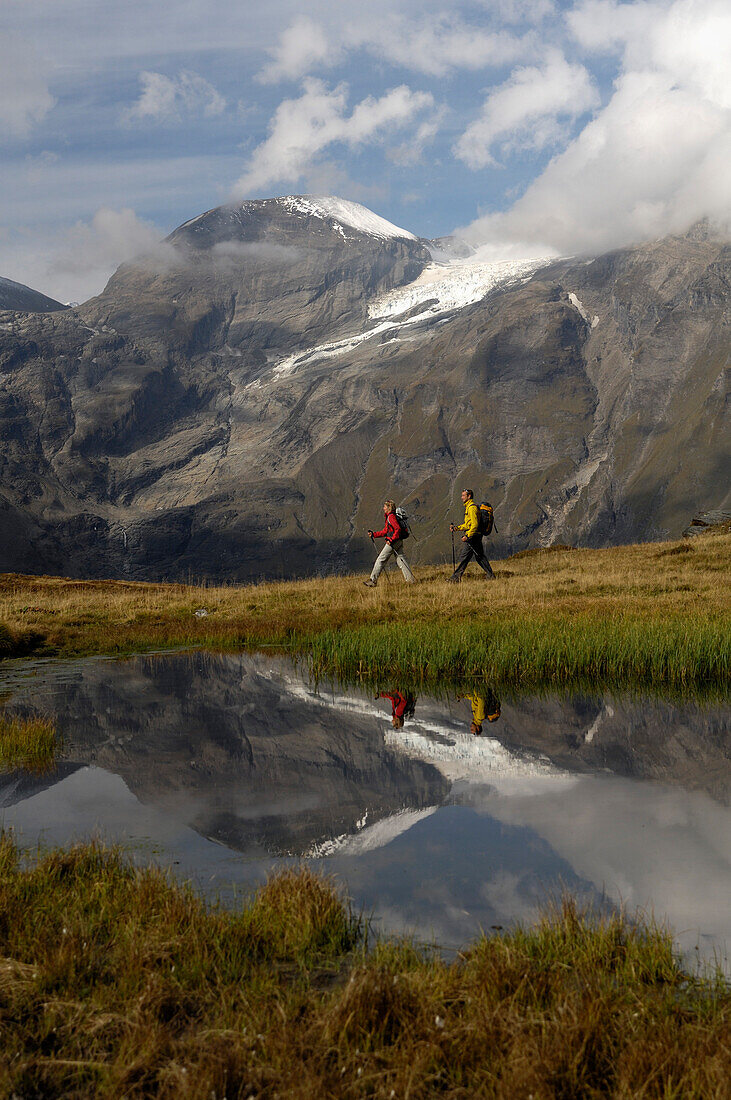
left=478, top=501, right=495, bottom=536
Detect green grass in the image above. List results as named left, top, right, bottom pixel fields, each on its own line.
left=304, top=612, right=729, bottom=692
left=0, top=712, right=57, bottom=773
left=0, top=836, right=727, bottom=1099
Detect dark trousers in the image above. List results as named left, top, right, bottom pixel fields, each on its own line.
left=451, top=534, right=494, bottom=579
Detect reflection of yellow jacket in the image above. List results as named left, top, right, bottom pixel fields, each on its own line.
left=458, top=499, right=480, bottom=538
left=466, top=693, right=486, bottom=724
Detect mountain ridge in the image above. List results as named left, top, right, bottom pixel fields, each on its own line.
left=0, top=196, right=728, bottom=581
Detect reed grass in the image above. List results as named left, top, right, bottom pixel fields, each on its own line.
left=0, top=712, right=57, bottom=773
left=0, top=531, right=728, bottom=690
left=0, top=836, right=727, bottom=1099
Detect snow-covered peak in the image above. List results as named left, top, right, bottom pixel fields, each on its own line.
left=276, top=195, right=417, bottom=241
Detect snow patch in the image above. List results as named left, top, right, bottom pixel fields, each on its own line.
left=370, top=257, right=552, bottom=322
left=258, top=253, right=553, bottom=384
left=305, top=807, right=438, bottom=858
left=277, top=195, right=416, bottom=241
left=568, top=292, right=599, bottom=328
left=584, top=704, right=615, bottom=744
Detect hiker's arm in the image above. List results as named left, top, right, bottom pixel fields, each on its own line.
left=371, top=523, right=388, bottom=538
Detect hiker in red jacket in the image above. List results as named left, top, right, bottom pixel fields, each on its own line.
left=364, top=499, right=415, bottom=587
left=377, top=690, right=416, bottom=729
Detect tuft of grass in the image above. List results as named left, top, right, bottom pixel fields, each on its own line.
left=244, top=866, right=361, bottom=964
left=0, top=712, right=57, bottom=773
left=0, top=837, right=727, bottom=1099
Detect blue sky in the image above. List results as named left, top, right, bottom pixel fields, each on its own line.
left=2, top=0, right=729, bottom=301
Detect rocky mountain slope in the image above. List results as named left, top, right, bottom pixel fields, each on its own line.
left=0, top=276, right=67, bottom=313
left=0, top=196, right=728, bottom=581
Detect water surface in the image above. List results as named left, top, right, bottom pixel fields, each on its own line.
left=1, top=652, right=728, bottom=967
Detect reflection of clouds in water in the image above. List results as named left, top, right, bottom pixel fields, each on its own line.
left=330, top=805, right=602, bottom=950
left=3, top=765, right=211, bottom=855
left=477, top=776, right=731, bottom=963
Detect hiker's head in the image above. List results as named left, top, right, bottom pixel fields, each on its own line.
left=470, top=721, right=482, bottom=735
left=383, top=499, right=396, bottom=515
left=392, top=715, right=404, bottom=729
left=461, top=488, right=473, bottom=503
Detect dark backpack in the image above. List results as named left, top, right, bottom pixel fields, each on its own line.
left=394, top=507, right=410, bottom=539
left=478, top=501, right=494, bottom=536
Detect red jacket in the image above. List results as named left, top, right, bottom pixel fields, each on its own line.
left=380, top=691, right=408, bottom=718
left=372, top=512, right=402, bottom=542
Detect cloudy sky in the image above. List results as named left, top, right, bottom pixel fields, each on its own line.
left=2, top=0, right=729, bottom=301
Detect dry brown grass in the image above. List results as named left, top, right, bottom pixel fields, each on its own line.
left=0, top=837, right=727, bottom=1099
left=0, top=530, right=728, bottom=689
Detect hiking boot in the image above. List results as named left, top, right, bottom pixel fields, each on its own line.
left=363, top=579, right=377, bottom=587
left=447, top=576, right=460, bottom=584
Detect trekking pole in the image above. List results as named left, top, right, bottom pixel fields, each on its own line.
left=451, top=527, right=456, bottom=572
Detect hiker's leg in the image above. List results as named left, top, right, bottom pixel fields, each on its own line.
left=371, top=541, right=394, bottom=582
left=450, top=540, right=475, bottom=580
left=391, top=540, right=415, bottom=583
left=471, top=536, right=495, bottom=577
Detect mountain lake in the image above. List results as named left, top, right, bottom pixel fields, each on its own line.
left=1, top=651, right=728, bottom=972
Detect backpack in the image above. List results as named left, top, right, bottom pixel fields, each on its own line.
left=394, top=506, right=410, bottom=539
left=478, top=501, right=494, bottom=536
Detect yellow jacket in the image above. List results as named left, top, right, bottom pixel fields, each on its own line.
left=466, top=692, right=486, bottom=724
left=458, top=499, right=480, bottom=537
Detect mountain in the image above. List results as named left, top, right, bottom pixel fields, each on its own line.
left=0, top=276, right=67, bottom=313
left=0, top=195, right=728, bottom=581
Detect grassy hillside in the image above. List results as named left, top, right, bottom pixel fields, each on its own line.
left=1, top=532, right=728, bottom=691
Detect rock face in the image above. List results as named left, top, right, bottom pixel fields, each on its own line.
left=0, top=195, right=728, bottom=581
left=0, top=276, right=67, bottom=313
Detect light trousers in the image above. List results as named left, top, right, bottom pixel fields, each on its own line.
left=370, top=538, right=415, bottom=583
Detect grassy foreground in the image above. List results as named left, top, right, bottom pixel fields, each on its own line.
left=0, top=837, right=727, bottom=1099
left=0, top=532, right=729, bottom=691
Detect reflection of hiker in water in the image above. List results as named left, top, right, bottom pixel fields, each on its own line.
left=458, top=688, right=501, bottom=734
left=364, top=499, right=415, bottom=587
left=377, top=690, right=417, bottom=729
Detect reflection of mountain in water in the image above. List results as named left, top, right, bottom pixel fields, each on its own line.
left=1, top=653, right=728, bottom=862
left=0, top=764, right=83, bottom=807
left=1, top=653, right=449, bottom=855
left=493, top=696, right=730, bottom=804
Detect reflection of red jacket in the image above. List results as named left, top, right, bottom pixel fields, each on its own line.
left=372, top=512, right=401, bottom=543
left=380, top=691, right=407, bottom=718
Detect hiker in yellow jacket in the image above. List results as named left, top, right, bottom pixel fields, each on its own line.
left=448, top=488, right=495, bottom=582
left=458, top=689, right=501, bottom=734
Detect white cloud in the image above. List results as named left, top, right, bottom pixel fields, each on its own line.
left=1, top=208, right=166, bottom=304
left=356, top=15, right=532, bottom=77
left=259, top=11, right=535, bottom=83
left=454, top=51, right=599, bottom=169
left=462, top=0, right=731, bottom=253
left=388, top=108, right=448, bottom=165
left=0, top=35, right=55, bottom=138
left=233, top=79, right=436, bottom=195
left=258, top=16, right=338, bottom=83
left=123, top=70, right=227, bottom=123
